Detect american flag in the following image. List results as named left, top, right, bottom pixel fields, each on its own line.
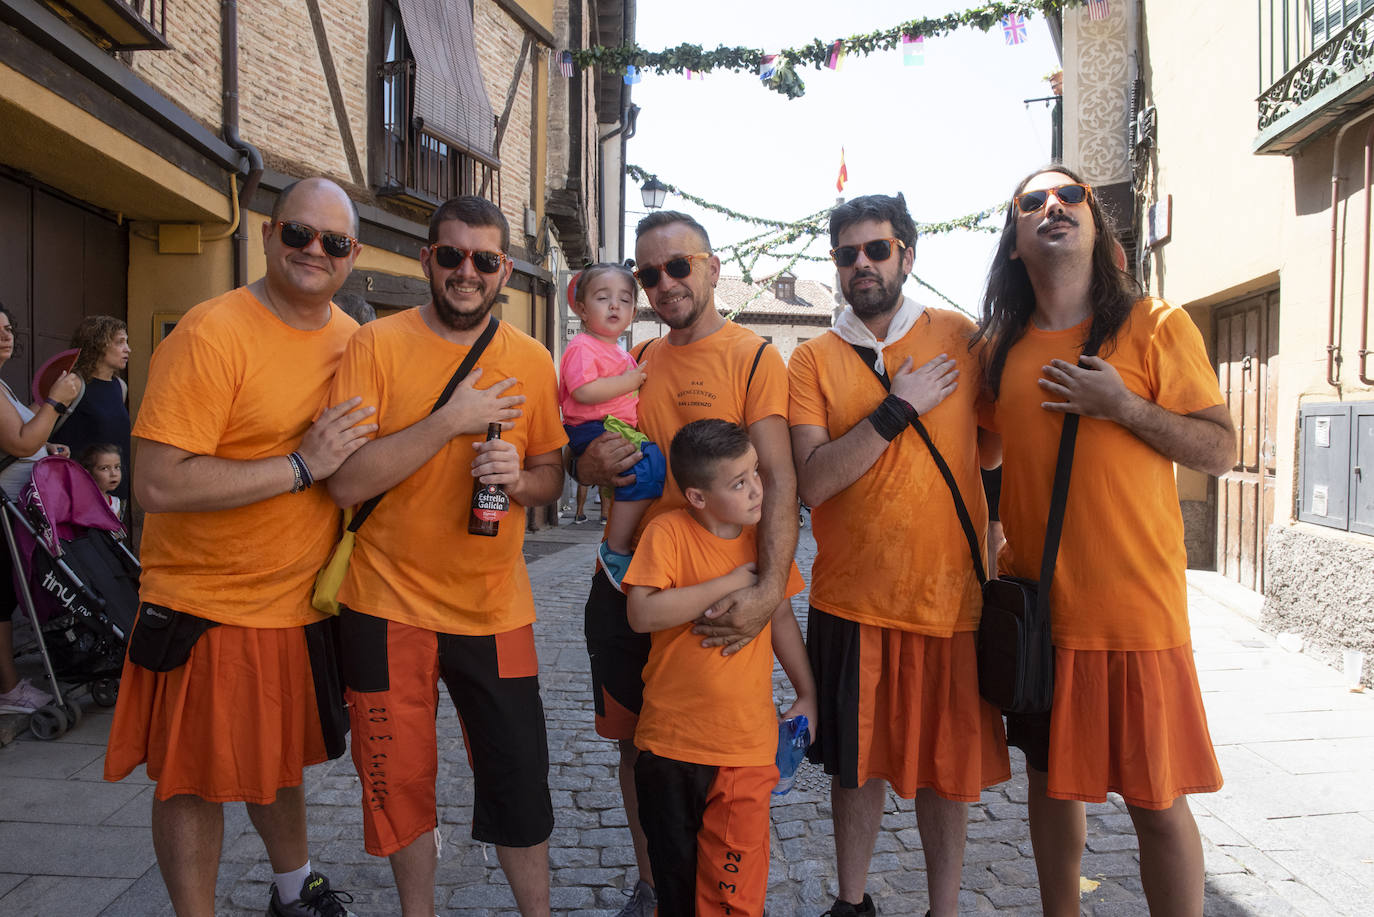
left=1086, top=0, right=1110, bottom=21
left=559, top=50, right=575, bottom=78
left=1002, top=14, right=1028, bottom=45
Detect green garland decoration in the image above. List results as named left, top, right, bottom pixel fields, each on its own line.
left=571, top=1, right=1079, bottom=98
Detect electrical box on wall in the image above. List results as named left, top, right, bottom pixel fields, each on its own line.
left=158, top=224, right=202, bottom=254
left=1297, top=402, right=1374, bottom=534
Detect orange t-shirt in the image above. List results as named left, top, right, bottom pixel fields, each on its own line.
left=331, top=311, right=567, bottom=635
left=133, top=288, right=358, bottom=628
left=788, top=308, right=987, bottom=635
left=624, top=508, right=806, bottom=767
left=986, top=298, right=1224, bottom=651
left=632, top=321, right=788, bottom=543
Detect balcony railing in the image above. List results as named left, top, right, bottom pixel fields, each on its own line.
left=377, top=61, right=499, bottom=210
left=54, top=0, right=169, bottom=51
left=1256, top=0, right=1374, bottom=153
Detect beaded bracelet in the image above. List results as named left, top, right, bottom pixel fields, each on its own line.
left=290, top=451, right=315, bottom=488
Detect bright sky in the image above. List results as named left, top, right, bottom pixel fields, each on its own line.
left=623, top=0, right=1060, bottom=316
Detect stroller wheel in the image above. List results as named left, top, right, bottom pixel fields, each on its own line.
left=91, top=678, right=119, bottom=708
left=60, top=698, right=84, bottom=727
left=29, top=704, right=68, bottom=741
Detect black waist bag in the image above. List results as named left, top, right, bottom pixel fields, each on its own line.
left=127, top=603, right=219, bottom=672
left=977, top=576, right=1054, bottom=714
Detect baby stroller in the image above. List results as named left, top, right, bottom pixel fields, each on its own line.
left=2, top=456, right=140, bottom=739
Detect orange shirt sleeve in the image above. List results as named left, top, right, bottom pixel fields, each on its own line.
left=743, top=343, right=788, bottom=427
left=1147, top=307, right=1224, bottom=416
left=787, top=340, right=828, bottom=429
left=133, top=317, right=237, bottom=455
left=328, top=326, right=382, bottom=433
left=624, top=516, right=682, bottom=592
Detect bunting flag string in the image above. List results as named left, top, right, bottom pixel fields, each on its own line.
left=902, top=34, right=925, bottom=66
left=1001, top=13, right=1029, bottom=45
left=557, top=0, right=1082, bottom=97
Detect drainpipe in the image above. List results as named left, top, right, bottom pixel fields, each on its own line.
left=1326, top=105, right=1374, bottom=386
left=1361, top=120, right=1374, bottom=386
left=221, top=0, right=264, bottom=288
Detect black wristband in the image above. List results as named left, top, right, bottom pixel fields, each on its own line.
left=868, top=394, right=917, bottom=442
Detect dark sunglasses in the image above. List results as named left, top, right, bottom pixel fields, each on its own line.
left=634, top=253, right=710, bottom=289
left=275, top=221, right=358, bottom=258
left=430, top=245, right=508, bottom=274
left=1013, top=182, right=1092, bottom=214
left=830, top=237, right=906, bottom=269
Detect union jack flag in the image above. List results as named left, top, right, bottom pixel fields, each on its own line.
left=1086, top=0, right=1110, bottom=21
left=559, top=50, right=575, bottom=78
left=1002, top=14, right=1028, bottom=45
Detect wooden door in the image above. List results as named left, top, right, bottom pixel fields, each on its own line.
left=0, top=171, right=127, bottom=398
left=1215, top=290, right=1280, bottom=592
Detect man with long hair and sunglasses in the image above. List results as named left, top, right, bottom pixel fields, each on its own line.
left=105, top=177, right=378, bottom=917
left=788, top=194, right=1008, bottom=917
left=574, top=210, right=797, bottom=917
left=325, top=195, right=565, bottom=917
left=976, top=166, right=1234, bottom=916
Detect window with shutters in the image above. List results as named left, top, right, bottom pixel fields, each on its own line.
left=374, top=0, right=500, bottom=208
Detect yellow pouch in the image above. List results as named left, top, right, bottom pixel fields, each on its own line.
left=311, top=507, right=355, bottom=617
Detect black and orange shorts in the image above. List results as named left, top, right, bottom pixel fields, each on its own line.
left=633, top=750, right=776, bottom=917
left=339, top=606, right=553, bottom=856
left=583, top=568, right=651, bottom=740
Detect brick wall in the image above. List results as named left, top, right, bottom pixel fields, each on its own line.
left=474, top=0, right=535, bottom=236
left=125, top=0, right=584, bottom=248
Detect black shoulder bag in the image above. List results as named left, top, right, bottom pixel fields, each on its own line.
left=847, top=342, right=1083, bottom=715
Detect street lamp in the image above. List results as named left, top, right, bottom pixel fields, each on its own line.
left=640, top=176, right=668, bottom=210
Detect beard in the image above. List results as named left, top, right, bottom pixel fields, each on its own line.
left=432, top=275, right=500, bottom=331
left=844, top=270, right=904, bottom=318
left=655, top=287, right=711, bottom=330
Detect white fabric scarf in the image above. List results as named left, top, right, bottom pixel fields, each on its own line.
left=829, top=296, right=924, bottom=375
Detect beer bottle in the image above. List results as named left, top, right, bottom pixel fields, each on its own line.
left=468, top=423, right=509, bottom=537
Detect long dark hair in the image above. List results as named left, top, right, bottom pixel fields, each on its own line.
left=975, top=165, right=1139, bottom=397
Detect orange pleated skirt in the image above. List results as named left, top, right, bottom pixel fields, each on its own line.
left=1042, top=643, right=1222, bottom=810
left=857, top=628, right=1010, bottom=801
left=104, top=622, right=327, bottom=803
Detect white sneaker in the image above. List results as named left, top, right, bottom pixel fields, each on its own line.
left=0, top=678, right=51, bottom=714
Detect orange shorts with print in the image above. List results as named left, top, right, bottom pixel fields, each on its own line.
left=339, top=608, right=553, bottom=856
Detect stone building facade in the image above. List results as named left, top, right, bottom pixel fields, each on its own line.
left=0, top=0, right=634, bottom=418
left=1056, top=0, right=1374, bottom=684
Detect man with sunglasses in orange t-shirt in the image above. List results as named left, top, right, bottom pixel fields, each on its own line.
left=976, top=169, right=1234, bottom=917
left=788, top=194, right=1010, bottom=917
left=327, top=195, right=566, bottom=917
left=574, top=211, right=797, bottom=917
left=104, top=177, right=377, bottom=917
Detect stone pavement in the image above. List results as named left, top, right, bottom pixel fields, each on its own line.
left=0, top=520, right=1370, bottom=915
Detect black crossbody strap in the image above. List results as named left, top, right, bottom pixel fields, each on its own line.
left=1035, top=408, right=1082, bottom=616
left=848, top=342, right=987, bottom=585
left=348, top=315, right=501, bottom=532
left=745, top=341, right=768, bottom=393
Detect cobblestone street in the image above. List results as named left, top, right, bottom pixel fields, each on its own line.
left=0, top=521, right=1370, bottom=915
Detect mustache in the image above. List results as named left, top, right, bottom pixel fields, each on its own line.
left=1039, top=213, right=1078, bottom=234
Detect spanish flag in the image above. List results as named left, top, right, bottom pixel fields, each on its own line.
left=836, top=148, right=848, bottom=192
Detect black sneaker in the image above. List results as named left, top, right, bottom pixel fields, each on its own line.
left=266, top=871, right=356, bottom=917
left=820, top=894, right=876, bottom=917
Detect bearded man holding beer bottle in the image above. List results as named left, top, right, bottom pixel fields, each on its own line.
left=326, top=195, right=566, bottom=917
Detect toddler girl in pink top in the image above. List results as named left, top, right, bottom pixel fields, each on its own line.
left=559, top=263, right=666, bottom=589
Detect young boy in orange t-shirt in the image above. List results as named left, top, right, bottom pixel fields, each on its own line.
left=623, top=418, right=813, bottom=917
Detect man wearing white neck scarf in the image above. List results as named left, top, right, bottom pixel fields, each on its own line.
left=788, top=194, right=1008, bottom=917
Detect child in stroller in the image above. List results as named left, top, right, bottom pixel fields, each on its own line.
left=4, top=455, right=139, bottom=736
